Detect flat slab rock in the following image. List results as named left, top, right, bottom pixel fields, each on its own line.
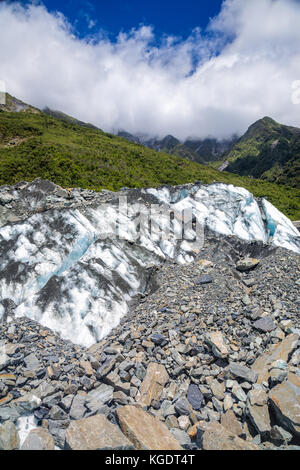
left=269, top=372, right=300, bottom=438
left=65, top=415, right=134, bottom=450
left=117, top=405, right=183, bottom=450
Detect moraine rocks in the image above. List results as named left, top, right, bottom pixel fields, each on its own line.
left=117, top=405, right=183, bottom=450
left=269, top=373, right=300, bottom=438
left=0, top=235, right=300, bottom=450
left=65, top=415, right=134, bottom=450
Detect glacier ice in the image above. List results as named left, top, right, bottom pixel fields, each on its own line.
left=0, top=181, right=299, bottom=347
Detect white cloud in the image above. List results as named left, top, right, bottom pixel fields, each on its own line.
left=1, top=0, right=300, bottom=139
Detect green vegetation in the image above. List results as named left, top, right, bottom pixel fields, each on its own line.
left=224, top=117, right=300, bottom=188
left=0, top=98, right=299, bottom=219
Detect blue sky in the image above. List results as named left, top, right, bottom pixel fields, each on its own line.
left=1, top=0, right=300, bottom=138
left=31, top=0, right=224, bottom=40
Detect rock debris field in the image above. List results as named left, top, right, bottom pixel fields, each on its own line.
left=0, top=179, right=299, bottom=450
left=1, top=233, right=300, bottom=450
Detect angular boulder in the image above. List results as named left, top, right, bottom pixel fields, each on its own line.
left=269, top=372, right=300, bottom=438
left=117, top=405, right=183, bottom=450
left=228, top=363, right=257, bottom=384
left=221, top=410, right=244, bottom=438
left=205, top=331, right=229, bottom=359
left=65, top=414, right=134, bottom=450
left=200, top=421, right=259, bottom=450
left=137, top=362, right=169, bottom=407
left=252, top=334, right=299, bottom=384
left=21, top=428, right=54, bottom=450
left=0, top=421, right=19, bottom=450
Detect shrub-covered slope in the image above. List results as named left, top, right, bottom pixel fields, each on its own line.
left=0, top=95, right=299, bottom=219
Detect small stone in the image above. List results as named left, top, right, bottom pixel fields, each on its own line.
left=236, top=258, right=260, bottom=272
left=252, top=334, right=299, bottom=384
left=49, top=405, right=68, bottom=421
left=247, top=403, right=271, bottom=436
left=24, top=353, right=40, bottom=371
left=195, top=275, right=213, bottom=285
left=187, top=384, right=203, bottom=411
left=253, top=317, right=276, bottom=333
left=201, top=421, right=259, bottom=450
left=270, top=426, right=293, bottom=446
left=178, top=415, right=190, bottom=431
left=223, top=394, right=233, bottom=411
left=47, top=364, right=61, bottom=380
left=248, top=389, right=268, bottom=406
left=170, top=428, right=191, bottom=449
left=210, top=380, right=225, bottom=400
left=174, top=398, right=190, bottom=416
left=69, top=394, right=86, bottom=420
left=86, top=383, right=113, bottom=405
left=232, top=385, right=247, bottom=402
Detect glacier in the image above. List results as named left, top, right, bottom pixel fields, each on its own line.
left=0, top=179, right=299, bottom=347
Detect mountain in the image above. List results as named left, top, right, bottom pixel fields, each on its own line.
left=119, top=117, right=300, bottom=188
left=117, top=130, right=238, bottom=164
left=0, top=93, right=299, bottom=219
left=223, top=117, right=300, bottom=187
left=43, top=107, right=99, bottom=130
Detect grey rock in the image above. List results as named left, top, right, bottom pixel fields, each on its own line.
left=187, top=384, right=203, bottom=411
left=21, top=428, right=54, bottom=450
left=270, top=426, right=293, bottom=446
left=228, top=363, right=258, bottom=384
left=49, top=405, right=68, bottom=420
left=174, top=398, right=190, bottom=416
left=59, top=395, right=74, bottom=413
left=86, top=383, right=113, bottom=405
left=24, top=353, right=40, bottom=371
left=69, top=394, right=87, bottom=420
left=253, top=317, right=276, bottom=333
left=0, top=406, right=20, bottom=423
left=170, top=428, right=192, bottom=449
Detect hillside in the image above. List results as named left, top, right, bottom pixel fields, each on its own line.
left=117, top=131, right=237, bottom=164
left=224, top=117, right=300, bottom=187
left=0, top=94, right=299, bottom=219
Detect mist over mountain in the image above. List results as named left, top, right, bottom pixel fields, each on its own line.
left=118, top=115, right=300, bottom=189
left=117, top=130, right=239, bottom=165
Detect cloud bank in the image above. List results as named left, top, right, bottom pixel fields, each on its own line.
left=1, top=0, right=300, bottom=139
